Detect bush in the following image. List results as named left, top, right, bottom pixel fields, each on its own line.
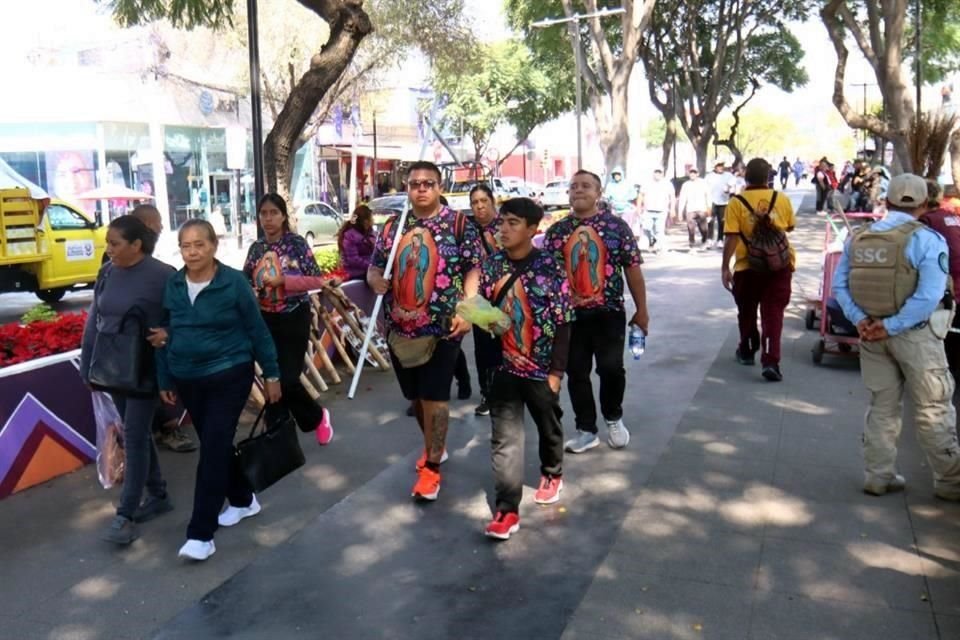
left=21, top=303, right=58, bottom=325
left=314, top=246, right=341, bottom=275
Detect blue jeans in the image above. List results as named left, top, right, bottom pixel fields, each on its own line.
left=175, top=362, right=255, bottom=542
left=644, top=211, right=666, bottom=247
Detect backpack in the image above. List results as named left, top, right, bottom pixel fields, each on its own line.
left=734, top=192, right=790, bottom=272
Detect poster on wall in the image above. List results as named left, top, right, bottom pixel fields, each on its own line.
left=45, top=151, right=97, bottom=214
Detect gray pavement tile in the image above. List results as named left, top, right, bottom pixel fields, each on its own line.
left=647, top=451, right=777, bottom=492
left=761, top=497, right=915, bottom=547
left=561, top=574, right=752, bottom=640
left=755, top=536, right=930, bottom=612
left=0, top=614, right=53, bottom=640
left=667, top=422, right=780, bottom=462
left=915, top=538, right=960, bottom=616
left=771, top=461, right=875, bottom=504
left=776, top=432, right=864, bottom=470
left=607, top=524, right=764, bottom=588
left=747, top=591, right=939, bottom=640
left=935, top=614, right=960, bottom=637
left=779, top=411, right=863, bottom=441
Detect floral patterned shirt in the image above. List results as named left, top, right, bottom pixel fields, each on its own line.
left=481, top=250, right=573, bottom=381
left=372, top=207, right=483, bottom=338
left=474, top=215, right=502, bottom=257
left=243, top=232, right=321, bottom=313
left=543, top=211, right=643, bottom=313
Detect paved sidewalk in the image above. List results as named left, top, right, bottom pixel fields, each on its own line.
left=2, top=190, right=958, bottom=639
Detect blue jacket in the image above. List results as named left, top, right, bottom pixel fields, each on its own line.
left=156, top=261, right=280, bottom=390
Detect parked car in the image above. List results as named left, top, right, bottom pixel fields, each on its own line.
left=294, top=200, right=342, bottom=246
left=541, top=179, right=570, bottom=209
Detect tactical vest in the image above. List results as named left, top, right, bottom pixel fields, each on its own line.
left=848, top=220, right=923, bottom=318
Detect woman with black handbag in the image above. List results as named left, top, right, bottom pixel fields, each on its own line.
left=79, top=215, right=175, bottom=546
left=155, top=219, right=283, bottom=562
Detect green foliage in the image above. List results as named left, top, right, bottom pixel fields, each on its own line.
left=314, top=245, right=340, bottom=274
left=909, top=0, right=960, bottom=84
left=433, top=40, right=568, bottom=161
left=21, top=304, right=58, bottom=325
left=107, top=0, right=235, bottom=29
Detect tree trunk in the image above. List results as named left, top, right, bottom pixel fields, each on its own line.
left=660, top=117, right=676, bottom=172
left=263, top=2, right=372, bottom=200
left=593, top=73, right=631, bottom=173
left=689, top=134, right=710, bottom=175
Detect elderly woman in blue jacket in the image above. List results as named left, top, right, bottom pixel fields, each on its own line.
left=155, top=219, right=281, bottom=562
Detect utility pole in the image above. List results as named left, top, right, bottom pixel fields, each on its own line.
left=246, top=0, right=265, bottom=210
left=915, top=0, right=922, bottom=129
left=849, top=82, right=876, bottom=157
left=531, top=7, right=625, bottom=171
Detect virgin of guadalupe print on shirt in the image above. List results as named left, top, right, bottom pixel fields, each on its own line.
left=392, top=227, right=438, bottom=326
left=492, top=274, right=536, bottom=374
left=564, top=226, right=607, bottom=307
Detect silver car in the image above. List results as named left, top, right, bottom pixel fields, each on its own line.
left=294, top=201, right=343, bottom=246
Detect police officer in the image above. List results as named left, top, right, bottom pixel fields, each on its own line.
left=833, top=173, right=960, bottom=500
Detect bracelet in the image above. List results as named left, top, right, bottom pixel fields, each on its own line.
left=265, top=377, right=280, bottom=383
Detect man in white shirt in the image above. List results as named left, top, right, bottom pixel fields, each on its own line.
left=704, top=161, right=737, bottom=248
left=678, top=168, right=712, bottom=249
left=639, top=169, right=675, bottom=253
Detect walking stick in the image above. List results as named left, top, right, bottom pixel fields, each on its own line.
left=312, top=294, right=355, bottom=373
left=303, top=351, right=328, bottom=392
left=329, top=288, right=391, bottom=370
left=347, top=101, right=440, bottom=398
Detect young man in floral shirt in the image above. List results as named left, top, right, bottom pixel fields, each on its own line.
left=544, top=169, right=649, bottom=454
left=481, top=197, right=573, bottom=540
left=368, top=161, right=483, bottom=501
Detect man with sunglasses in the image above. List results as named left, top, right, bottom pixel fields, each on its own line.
left=544, top=169, right=649, bottom=454
left=368, top=161, right=483, bottom=501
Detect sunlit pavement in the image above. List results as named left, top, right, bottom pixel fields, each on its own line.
left=1, top=187, right=958, bottom=639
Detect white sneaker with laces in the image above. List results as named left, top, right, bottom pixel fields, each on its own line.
left=606, top=419, right=631, bottom=449
left=218, top=495, right=262, bottom=527
left=564, top=430, right=600, bottom=454
left=178, top=539, right=216, bottom=561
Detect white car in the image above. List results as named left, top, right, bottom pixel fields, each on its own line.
left=541, top=179, right=570, bottom=209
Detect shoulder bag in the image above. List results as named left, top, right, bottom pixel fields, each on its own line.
left=88, top=304, right=157, bottom=397
left=235, top=406, right=306, bottom=493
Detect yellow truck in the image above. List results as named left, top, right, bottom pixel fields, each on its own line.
left=0, top=188, right=107, bottom=303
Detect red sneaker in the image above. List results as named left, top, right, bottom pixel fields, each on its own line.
left=533, top=476, right=563, bottom=505
left=411, top=466, right=440, bottom=501
left=484, top=511, right=520, bottom=540
left=414, top=448, right=449, bottom=471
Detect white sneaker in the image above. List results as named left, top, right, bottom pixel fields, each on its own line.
left=564, top=430, right=600, bottom=454
left=606, top=419, right=631, bottom=449
left=217, top=495, right=262, bottom=527
left=178, top=539, right=216, bottom=561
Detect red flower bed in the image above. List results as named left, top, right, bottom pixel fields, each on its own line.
left=0, top=312, right=88, bottom=367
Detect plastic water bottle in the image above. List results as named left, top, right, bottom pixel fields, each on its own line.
left=628, top=324, right=646, bottom=359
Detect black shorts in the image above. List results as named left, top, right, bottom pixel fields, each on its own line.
left=389, top=338, right=461, bottom=402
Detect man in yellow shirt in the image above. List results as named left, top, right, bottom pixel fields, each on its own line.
left=721, top=158, right=796, bottom=381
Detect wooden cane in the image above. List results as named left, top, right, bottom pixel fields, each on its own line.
left=328, top=289, right=391, bottom=370
left=299, top=372, right=321, bottom=400
left=313, top=295, right=356, bottom=372
left=303, top=351, right=329, bottom=392
left=310, top=335, right=342, bottom=384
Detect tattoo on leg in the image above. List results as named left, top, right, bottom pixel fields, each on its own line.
left=428, top=405, right=449, bottom=462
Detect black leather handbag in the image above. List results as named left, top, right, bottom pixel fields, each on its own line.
left=88, top=306, right=156, bottom=397
left=235, top=407, right=306, bottom=493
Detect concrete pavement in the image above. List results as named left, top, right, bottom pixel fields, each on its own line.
left=1, top=188, right=958, bottom=639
